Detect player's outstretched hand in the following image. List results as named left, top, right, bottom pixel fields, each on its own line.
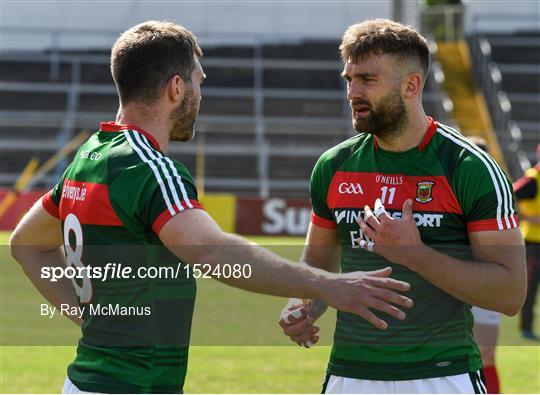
left=278, top=299, right=319, bottom=348
left=321, top=267, right=413, bottom=330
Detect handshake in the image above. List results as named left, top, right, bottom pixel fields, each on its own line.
left=278, top=267, right=413, bottom=347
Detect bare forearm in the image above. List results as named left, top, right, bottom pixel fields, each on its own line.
left=208, top=240, right=328, bottom=298
left=297, top=247, right=340, bottom=319
left=404, top=245, right=525, bottom=315
left=181, top=234, right=329, bottom=300
left=11, top=246, right=82, bottom=325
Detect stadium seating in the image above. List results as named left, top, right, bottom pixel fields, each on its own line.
left=485, top=33, right=540, bottom=164
left=0, top=40, right=453, bottom=196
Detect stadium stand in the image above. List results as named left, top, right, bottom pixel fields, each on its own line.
left=1, top=39, right=453, bottom=197
left=489, top=33, right=540, bottom=162
left=468, top=32, right=539, bottom=179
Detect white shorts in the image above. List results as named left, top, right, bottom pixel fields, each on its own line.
left=472, top=306, right=501, bottom=326
left=323, top=370, right=487, bottom=394
left=62, top=377, right=100, bottom=394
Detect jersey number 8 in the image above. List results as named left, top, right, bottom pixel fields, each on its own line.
left=64, top=213, right=92, bottom=303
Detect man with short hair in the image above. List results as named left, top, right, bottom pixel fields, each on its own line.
left=279, top=19, right=526, bottom=394
left=9, top=21, right=414, bottom=393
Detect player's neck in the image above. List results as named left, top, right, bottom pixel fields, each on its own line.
left=375, top=108, right=429, bottom=152
left=116, top=103, right=170, bottom=152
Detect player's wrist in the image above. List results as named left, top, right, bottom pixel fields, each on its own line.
left=317, top=272, right=346, bottom=307
left=305, top=269, right=332, bottom=301
left=398, top=243, right=431, bottom=271
left=309, top=299, right=328, bottom=319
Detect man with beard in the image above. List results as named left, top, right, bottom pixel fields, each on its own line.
left=9, top=21, right=416, bottom=393
left=278, top=19, right=526, bottom=394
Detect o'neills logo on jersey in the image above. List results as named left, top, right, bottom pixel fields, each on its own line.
left=375, top=174, right=403, bottom=185
left=338, top=182, right=364, bottom=195
left=416, top=181, right=435, bottom=204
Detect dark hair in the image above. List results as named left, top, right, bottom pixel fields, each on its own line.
left=111, top=20, right=203, bottom=104
left=340, top=19, right=430, bottom=78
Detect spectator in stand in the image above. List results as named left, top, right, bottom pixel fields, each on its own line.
left=513, top=143, right=540, bottom=341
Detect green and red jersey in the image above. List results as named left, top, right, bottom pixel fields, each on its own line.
left=310, top=117, right=518, bottom=381
left=42, top=122, right=202, bottom=393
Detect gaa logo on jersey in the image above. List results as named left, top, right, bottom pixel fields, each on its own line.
left=338, top=182, right=364, bottom=195
left=415, top=181, right=435, bottom=203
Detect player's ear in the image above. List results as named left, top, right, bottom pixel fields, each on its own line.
left=166, top=75, right=185, bottom=104
left=403, top=73, right=422, bottom=99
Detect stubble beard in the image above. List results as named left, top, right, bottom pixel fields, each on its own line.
left=169, top=87, right=199, bottom=142
left=352, top=88, right=408, bottom=141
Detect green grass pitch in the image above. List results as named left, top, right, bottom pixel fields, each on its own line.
left=1, top=232, right=538, bottom=393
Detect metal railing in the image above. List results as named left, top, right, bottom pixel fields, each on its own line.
left=0, top=50, right=351, bottom=195
left=470, top=13, right=540, bottom=34
left=469, top=34, right=531, bottom=179
left=1, top=29, right=455, bottom=195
